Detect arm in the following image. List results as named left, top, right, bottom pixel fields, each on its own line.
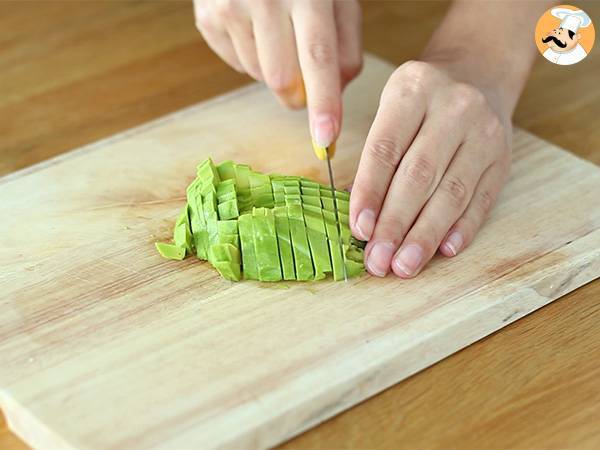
left=421, top=0, right=553, bottom=117
left=350, top=1, right=552, bottom=278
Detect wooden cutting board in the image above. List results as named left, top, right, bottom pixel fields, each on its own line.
left=1, top=55, right=599, bottom=450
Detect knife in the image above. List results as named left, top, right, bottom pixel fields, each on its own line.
left=313, top=141, right=348, bottom=282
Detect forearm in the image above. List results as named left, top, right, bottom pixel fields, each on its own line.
left=420, top=0, right=553, bottom=116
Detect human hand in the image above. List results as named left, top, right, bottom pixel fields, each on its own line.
left=193, top=0, right=362, bottom=147
left=350, top=60, right=512, bottom=278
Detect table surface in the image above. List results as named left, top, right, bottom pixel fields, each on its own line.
left=1, top=1, right=599, bottom=449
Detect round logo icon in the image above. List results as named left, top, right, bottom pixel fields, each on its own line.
left=535, top=4, right=595, bottom=65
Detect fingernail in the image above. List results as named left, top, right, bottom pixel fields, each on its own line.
left=366, top=241, right=396, bottom=277
left=393, top=244, right=423, bottom=277
left=355, top=209, right=375, bottom=241
left=312, top=114, right=335, bottom=148
left=442, top=232, right=463, bottom=257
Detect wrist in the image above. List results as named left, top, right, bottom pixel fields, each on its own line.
left=419, top=44, right=527, bottom=122
left=417, top=0, right=549, bottom=120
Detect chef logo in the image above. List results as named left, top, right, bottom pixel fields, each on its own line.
left=535, top=5, right=595, bottom=65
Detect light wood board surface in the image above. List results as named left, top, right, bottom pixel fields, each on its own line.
left=1, top=54, right=599, bottom=450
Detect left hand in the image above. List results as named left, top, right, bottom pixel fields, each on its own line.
left=349, top=59, right=512, bottom=278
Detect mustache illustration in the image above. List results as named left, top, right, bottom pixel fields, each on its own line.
left=542, top=35, right=567, bottom=48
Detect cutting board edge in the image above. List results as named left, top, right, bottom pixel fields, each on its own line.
left=0, top=52, right=385, bottom=188
left=5, top=51, right=597, bottom=188
left=0, top=389, right=76, bottom=450
left=175, top=229, right=600, bottom=449
left=4, top=231, right=598, bottom=450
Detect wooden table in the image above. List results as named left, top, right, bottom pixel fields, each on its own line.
left=1, top=1, right=599, bottom=448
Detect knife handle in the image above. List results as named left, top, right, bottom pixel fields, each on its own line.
left=312, top=140, right=336, bottom=160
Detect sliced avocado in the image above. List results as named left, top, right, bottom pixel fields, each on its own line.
left=287, top=204, right=314, bottom=281
left=238, top=214, right=258, bottom=280
left=155, top=242, right=186, bottom=260
left=252, top=207, right=282, bottom=281
left=274, top=206, right=296, bottom=281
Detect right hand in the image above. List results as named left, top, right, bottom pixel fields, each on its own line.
left=193, top=0, right=363, bottom=148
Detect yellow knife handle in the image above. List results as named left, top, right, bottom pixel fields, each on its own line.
left=312, top=140, right=336, bottom=160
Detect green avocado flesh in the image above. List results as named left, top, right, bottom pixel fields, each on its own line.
left=157, top=158, right=365, bottom=281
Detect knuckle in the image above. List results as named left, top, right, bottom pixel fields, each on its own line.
left=482, top=114, right=506, bottom=141
left=478, top=189, right=495, bottom=216
left=365, top=138, right=401, bottom=170
left=449, top=84, right=485, bottom=116
left=265, top=71, right=294, bottom=94
left=440, top=175, right=469, bottom=208
left=390, top=61, right=431, bottom=97
left=215, top=0, right=238, bottom=20
left=402, top=156, right=437, bottom=191
left=308, top=42, right=335, bottom=66
left=397, top=60, right=432, bottom=81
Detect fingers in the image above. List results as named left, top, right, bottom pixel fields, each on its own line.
left=292, top=1, right=342, bottom=147
left=221, top=5, right=263, bottom=80
left=334, top=0, right=363, bottom=89
left=251, top=3, right=305, bottom=108
left=349, top=65, right=428, bottom=243
left=439, top=161, right=508, bottom=258
left=194, top=1, right=244, bottom=72
left=363, top=111, right=464, bottom=277
left=390, top=144, right=491, bottom=278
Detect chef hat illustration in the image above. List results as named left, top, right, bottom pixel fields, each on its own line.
left=551, top=8, right=592, bottom=33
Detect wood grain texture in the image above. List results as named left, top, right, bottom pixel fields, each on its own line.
left=1, top=1, right=599, bottom=449
left=1, top=54, right=599, bottom=450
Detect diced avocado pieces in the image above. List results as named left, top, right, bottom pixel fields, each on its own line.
left=252, top=208, right=282, bottom=282
left=173, top=206, right=194, bottom=254
left=238, top=214, right=258, bottom=280
left=217, top=219, right=238, bottom=235
left=322, top=210, right=345, bottom=281
left=156, top=157, right=364, bottom=281
left=218, top=199, right=239, bottom=220
left=197, top=158, right=221, bottom=183
left=235, top=164, right=251, bottom=190
left=274, top=206, right=296, bottom=281
left=303, top=205, right=332, bottom=279
left=345, top=259, right=364, bottom=278
left=209, top=243, right=241, bottom=281
left=287, top=204, right=314, bottom=281
left=155, top=242, right=186, bottom=260
left=216, top=160, right=236, bottom=181
left=213, top=261, right=241, bottom=281
left=301, top=195, right=321, bottom=207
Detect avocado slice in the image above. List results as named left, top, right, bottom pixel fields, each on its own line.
left=238, top=213, right=258, bottom=280
left=287, top=204, right=314, bottom=281
left=155, top=242, right=186, bottom=260
left=252, top=207, right=282, bottom=281
left=274, top=206, right=296, bottom=281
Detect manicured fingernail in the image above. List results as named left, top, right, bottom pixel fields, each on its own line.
left=393, top=244, right=423, bottom=277
left=355, top=209, right=375, bottom=241
left=312, top=114, right=335, bottom=148
left=442, top=232, right=463, bottom=257
left=366, top=241, right=395, bottom=277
